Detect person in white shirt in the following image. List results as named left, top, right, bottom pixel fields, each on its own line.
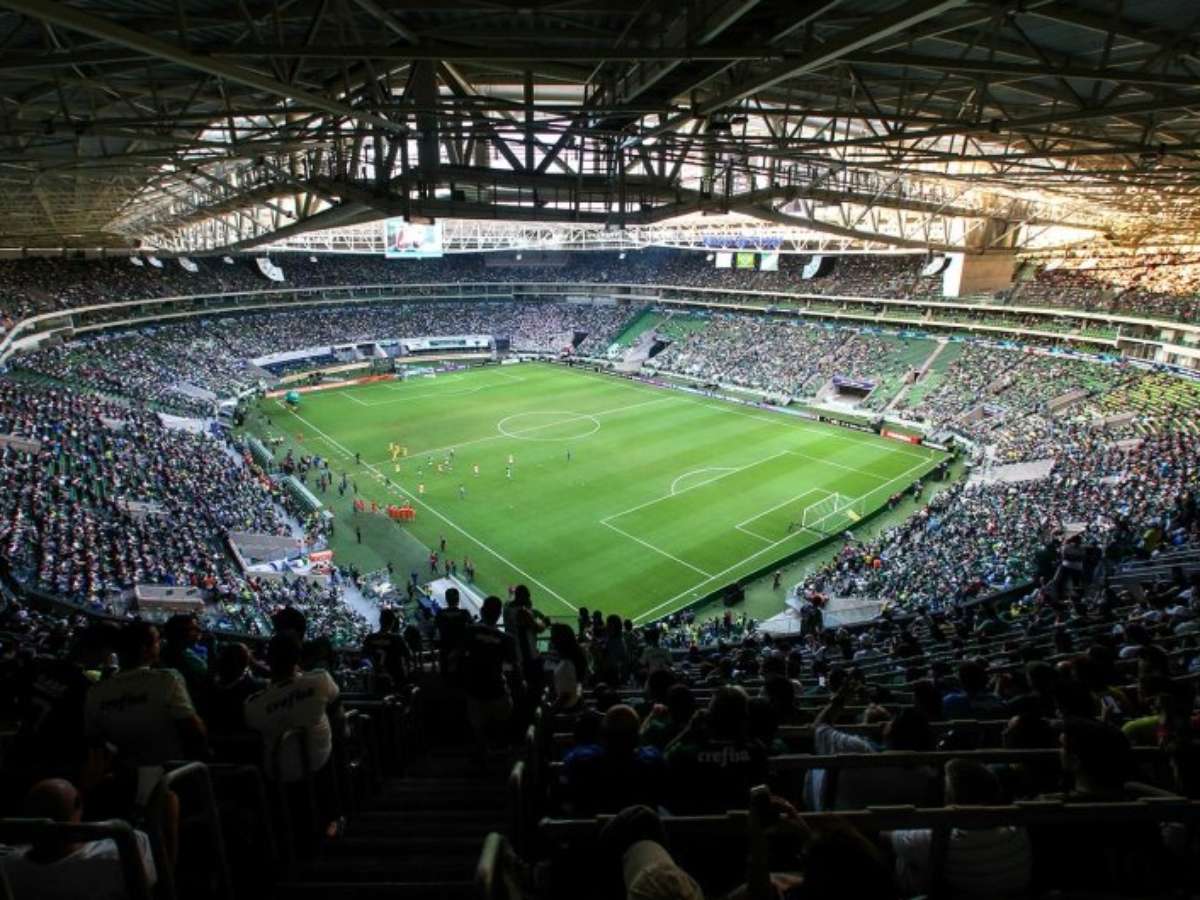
left=0, top=778, right=157, bottom=900
left=804, top=682, right=937, bottom=811
left=638, top=627, right=673, bottom=677
left=890, top=759, right=1032, bottom=897
left=84, top=622, right=206, bottom=767
left=244, top=632, right=341, bottom=784
left=548, top=624, right=588, bottom=710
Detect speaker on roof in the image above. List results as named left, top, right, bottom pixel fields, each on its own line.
left=802, top=255, right=835, bottom=279
left=921, top=255, right=950, bottom=276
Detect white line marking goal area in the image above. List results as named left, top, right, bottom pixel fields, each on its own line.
left=734, top=489, right=833, bottom=543
left=631, top=452, right=940, bottom=624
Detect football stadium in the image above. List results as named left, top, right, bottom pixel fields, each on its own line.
left=1, top=1, right=1200, bottom=898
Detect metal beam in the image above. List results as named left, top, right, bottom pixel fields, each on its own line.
left=840, top=51, right=1200, bottom=89
left=0, top=0, right=409, bottom=135
left=626, top=0, right=968, bottom=145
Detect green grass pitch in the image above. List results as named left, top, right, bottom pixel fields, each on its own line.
left=266, top=363, right=945, bottom=624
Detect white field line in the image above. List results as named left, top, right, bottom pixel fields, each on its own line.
left=343, top=392, right=370, bottom=407
left=279, top=403, right=579, bottom=615
left=365, top=375, right=528, bottom=404
left=800, top=494, right=860, bottom=535
left=694, top=400, right=931, bottom=463
left=368, top=394, right=678, bottom=466
left=670, top=467, right=735, bottom=495
left=632, top=453, right=941, bottom=624
left=600, top=520, right=713, bottom=578
left=783, top=449, right=890, bottom=482
left=601, top=451, right=792, bottom=524
left=537, top=362, right=934, bottom=465
left=733, top=525, right=774, bottom=544
left=378, top=371, right=528, bottom=394
left=735, top=489, right=831, bottom=531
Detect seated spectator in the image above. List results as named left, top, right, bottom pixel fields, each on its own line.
left=640, top=683, right=695, bottom=751
left=1034, top=718, right=1172, bottom=892
left=635, top=668, right=675, bottom=720
left=244, top=632, right=341, bottom=784
left=941, top=660, right=1006, bottom=719
left=0, top=779, right=157, bottom=900
left=160, top=614, right=209, bottom=707
left=666, top=686, right=769, bottom=813
left=747, top=697, right=788, bottom=755
left=84, top=622, right=206, bottom=767
left=806, top=683, right=937, bottom=811
left=562, top=705, right=666, bottom=815
left=762, top=674, right=805, bottom=726
left=205, top=643, right=264, bottom=735
left=994, top=712, right=1062, bottom=797
left=598, top=805, right=702, bottom=900
left=743, top=789, right=897, bottom=900
left=16, top=623, right=117, bottom=778
left=889, top=759, right=1032, bottom=896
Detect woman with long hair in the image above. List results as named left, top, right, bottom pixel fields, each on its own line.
left=549, top=624, right=589, bottom=710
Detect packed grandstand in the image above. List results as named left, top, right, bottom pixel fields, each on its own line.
left=4, top=0, right=1200, bottom=895
left=1, top=245, right=1199, bottom=900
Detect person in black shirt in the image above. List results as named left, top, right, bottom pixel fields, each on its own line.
left=205, top=642, right=265, bottom=736
left=665, top=686, right=769, bottom=814
left=363, top=609, right=412, bottom=694
left=16, top=623, right=117, bottom=778
left=460, top=596, right=520, bottom=763
left=435, top=588, right=472, bottom=678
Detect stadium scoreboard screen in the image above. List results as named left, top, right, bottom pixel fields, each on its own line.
left=383, top=218, right=444, bottom=258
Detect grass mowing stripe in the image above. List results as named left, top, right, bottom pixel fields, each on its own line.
left=630, top=452, right=942, bottom=624
left=370, top=394, right=679, bottom=465
left=252, top=362, right=945, bottom=624
left=276, top=399, right=580, bottom=615
left=600, top=520, right=714, bottom=577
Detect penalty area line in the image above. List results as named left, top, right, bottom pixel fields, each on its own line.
left=600, top=520, right=713, bottom=578
left=631, top=453, right=941, bottom=625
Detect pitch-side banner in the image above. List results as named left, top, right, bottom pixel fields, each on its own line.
left=383, top=219, right=444, bottom=258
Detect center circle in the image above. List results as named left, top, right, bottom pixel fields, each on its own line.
left=496, top=411, right=601, bottom=442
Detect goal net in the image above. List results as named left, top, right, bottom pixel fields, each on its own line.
left=800, top=492, right=864, bottom=534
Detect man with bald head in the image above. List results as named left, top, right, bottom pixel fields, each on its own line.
left=0, top=779, right=157, bottom=899
left=562, top=703, right=666, bottom=815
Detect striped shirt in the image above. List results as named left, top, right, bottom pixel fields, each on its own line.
left=891, top=826, right=1032, bottom=897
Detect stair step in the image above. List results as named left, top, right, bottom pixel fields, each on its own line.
left=349, top=817, right=506, bottom=838
left=276, top=880, right=475, bottom=899
left=368, top=790, right=507, bottom=810
left=356, top=808, right=505, bottom=823
left=296, top=857, right=475, bottom=883
left=322, top=834, right=486, bottom=855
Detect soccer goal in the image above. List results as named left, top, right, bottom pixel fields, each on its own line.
left=800, top=492, right=865, bottom=534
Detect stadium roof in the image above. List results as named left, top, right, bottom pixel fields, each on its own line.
left=1, top=0, right=1199, bottom=252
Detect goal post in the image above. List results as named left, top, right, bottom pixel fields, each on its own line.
left=800, top=492, right=865, bottom=534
